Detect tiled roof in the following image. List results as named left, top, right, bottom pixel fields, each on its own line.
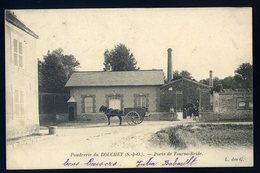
left=5, top=10, right=39, bottom=39
left=161, top=77, right=211, bottom=89
left=65, top=70, right=165, bottom=87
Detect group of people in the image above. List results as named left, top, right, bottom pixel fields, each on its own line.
left=169, top=100, right=200, bottom=120
left=183, top=100, right=200, bottom=120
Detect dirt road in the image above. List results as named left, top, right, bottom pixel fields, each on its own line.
left=6, top=121, right=253, bottom=169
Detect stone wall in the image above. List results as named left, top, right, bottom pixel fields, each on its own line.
left=200, top=111, right=253, bottom=121
left=55, top=112, right=177, bottom=124
left=69, top=86, right=160, bottom=120
left=39, top=114, right=56, bottom=124
left=209, top=91, right=253, bottom=121
left=146, top=112, right=177, bottom=121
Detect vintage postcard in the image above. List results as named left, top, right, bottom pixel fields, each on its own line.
left=5, top=8, right=253, bottom=169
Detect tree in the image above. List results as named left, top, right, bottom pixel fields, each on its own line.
left=39, top=48, right=80, bottom=93
left=199, top=62, right=252, bottom=90
left=103, top=44, right=140, bottom=71
left=234, top=63, right=252, bottom=89
left=221, top=76, right=240, bottom=89
left=199, top=77, right=221, bottom=87
left=172, top=70, right=194, bottom=80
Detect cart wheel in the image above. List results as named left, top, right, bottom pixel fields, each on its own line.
left=126, top=111, right=140, bottom=126
left=135, top=116, right=144, bottom=124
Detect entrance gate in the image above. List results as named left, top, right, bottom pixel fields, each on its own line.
left=160, top=88, right=212, bottom=119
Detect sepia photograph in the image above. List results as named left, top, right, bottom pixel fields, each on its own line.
left=5, top=8, right=253, bottom=169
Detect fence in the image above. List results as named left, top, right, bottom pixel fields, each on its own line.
left=39, top=92, right=70, bottom=114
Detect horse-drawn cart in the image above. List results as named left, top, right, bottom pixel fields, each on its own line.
left=99, top=105, right=148, bottom=126
left=124, top=107, right=147, bottom=125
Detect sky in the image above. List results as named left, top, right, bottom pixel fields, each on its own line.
left=12, top=8, right=252, bottom=81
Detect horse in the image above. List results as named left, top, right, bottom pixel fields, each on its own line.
left=99, top=105, right=123, bottom=125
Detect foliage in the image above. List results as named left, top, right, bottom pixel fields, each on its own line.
left=103, top=44, right=139, bottom=71
left=39, top=48, right=80, bottom=93
left=172, top=70, right=194, bottom=80
left=221, top=76, right=240, bottom=89
left=234, top=63, right=252, bottom=89
left=199, top=77, right=221, bottom=87
left=199, top=62, right=252, bottom=90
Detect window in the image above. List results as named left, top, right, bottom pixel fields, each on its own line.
left=81, top=95, right=96, bottom=113
left=14, top=90, right=24, bottom=118
left=109, top=98, right=121, bottom=109
left=237, top=97, right=253, bottom=110
left=135, top=94, right=148, bottom=108
left=238, top=102, right=246, bottom=108
left=12, top=37, right=23, bottom=67
left=105, top=94, right=123, bottom=110
left=84, top=97, right=94, bottom=113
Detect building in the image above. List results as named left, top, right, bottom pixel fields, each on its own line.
left=160, top=77, right=212, bottom=114
left=160, top=48, right=213, bottom=118
left=65, top=70, right=164, bottom=120
left=200, top=89, right=253, bottom=121
left=5, top=11, right=39, bottom=139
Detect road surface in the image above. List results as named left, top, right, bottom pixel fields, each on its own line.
left=6, top=120, right=253, bottom=169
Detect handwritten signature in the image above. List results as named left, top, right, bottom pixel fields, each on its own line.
left=63, top=158, right=117, bottom=167
left=63, top=156, right=197, bottom=167
left=136, top=156, right=197, bottom=167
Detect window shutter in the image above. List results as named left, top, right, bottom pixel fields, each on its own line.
left=13, top=39, right=18, bottom=66
left=19, top=42, right=23, bottom=67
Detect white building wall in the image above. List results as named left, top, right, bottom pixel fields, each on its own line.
left=5, top=22, right=39, bottom=139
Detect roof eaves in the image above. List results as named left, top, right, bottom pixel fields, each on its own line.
left=65, top=84, right=164, bottom=87
left=182, top=77, right=211, bottom=88
left=5, top=10, right=39, bottom=39
left=160, top=78, right=183, bottom=89
left=160, top=77, right=211, bottom=89
left=72, top=69, right=164, bottom=73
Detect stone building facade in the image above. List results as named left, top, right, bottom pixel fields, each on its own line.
left=5, top=11, right=39, bottom=139
left=65, top=70, right=164, bottom=121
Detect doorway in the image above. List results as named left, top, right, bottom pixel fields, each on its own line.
left=68, top=106, right=75, bottom=121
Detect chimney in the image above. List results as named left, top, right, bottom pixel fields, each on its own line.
left=167, top=48, right=173, bottom=82
left=209, top=70, right=213, bottom=87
